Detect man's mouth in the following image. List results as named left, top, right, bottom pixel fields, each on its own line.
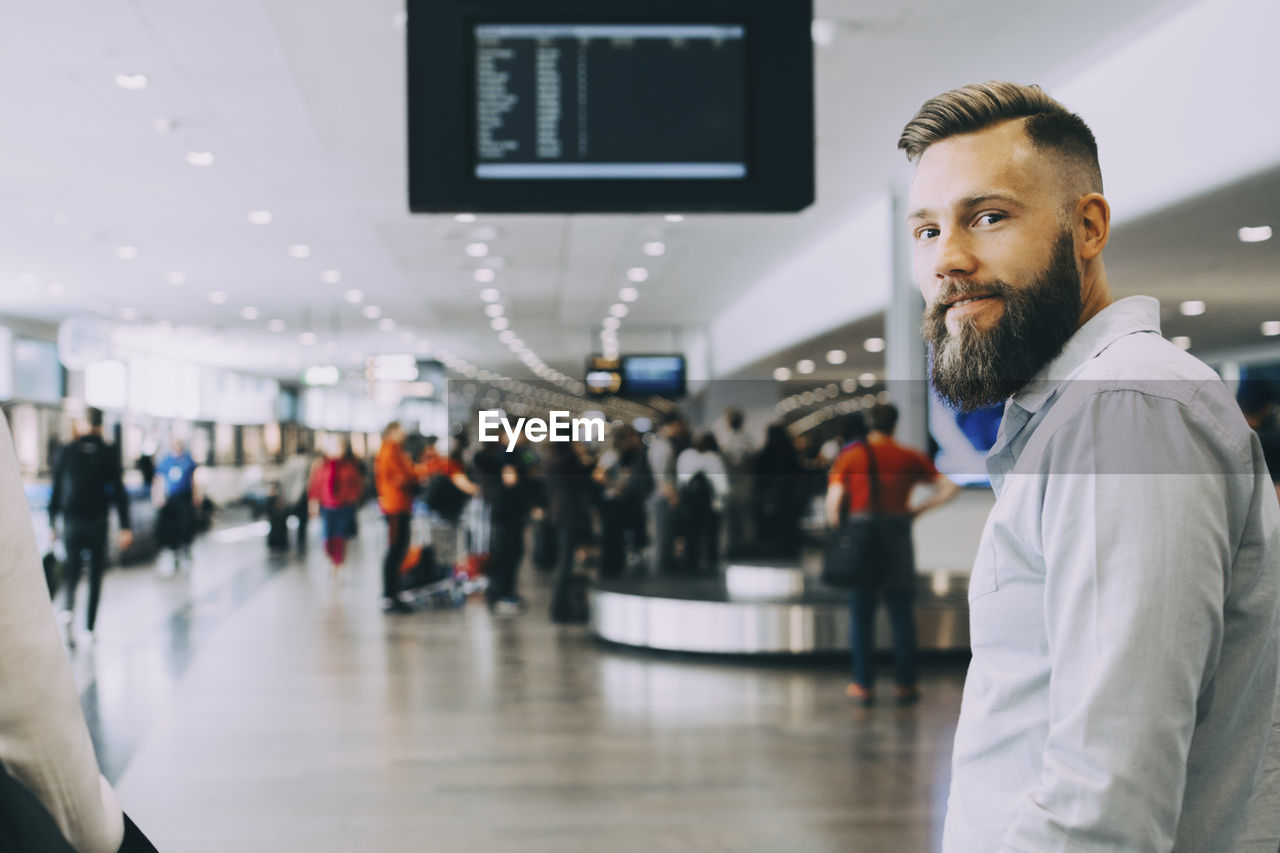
left=944, top=293, right=996, bottom=309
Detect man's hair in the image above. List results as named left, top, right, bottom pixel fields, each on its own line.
left=898, top=81, right=1102, bottom=195
left=85, top=407, right=104, bottom=429
left=866, top=403, right=899, bottom=435
left=382, top=420, right=401, bottom=440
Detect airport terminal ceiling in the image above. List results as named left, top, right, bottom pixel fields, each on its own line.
left=0, top=0, right=1274, bottom=388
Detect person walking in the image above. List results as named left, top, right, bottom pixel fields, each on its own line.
left=309, top=439, right=364, bottom=576
left=676, top=432, right=730, bottom=576
left=824, top=403, right=958, bottom=706
left=47, top=407, right=133, bottom=649
left=374, top=422, right=417, bottom=614
left=152, top=436, right=198, bottom=576
left=277, top=445, right=314, bottom=552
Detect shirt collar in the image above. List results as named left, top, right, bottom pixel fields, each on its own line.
left=1009, top=295, right=1163, bottom=414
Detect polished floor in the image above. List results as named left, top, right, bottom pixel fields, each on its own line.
left=61, top=509, right=968, bottom=852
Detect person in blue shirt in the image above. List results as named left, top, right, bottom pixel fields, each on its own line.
left=152, top=437, right=199, bottom=576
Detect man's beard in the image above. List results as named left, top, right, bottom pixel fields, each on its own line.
left=924, top=231, right=1083, bottom=412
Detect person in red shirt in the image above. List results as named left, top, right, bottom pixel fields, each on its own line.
left=374, top=422, right=418, bottom=614
left=825, top=403, right=959, bottom=706
left=308, top=439, right=364, bottom=574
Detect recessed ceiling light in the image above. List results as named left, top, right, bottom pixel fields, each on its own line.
left=378, top=318, right=396, bottom=332
left=664, top=214, right=684, bottom=223
left=603, top=317, right=621, bottom=331
left=298, top=332, right=317, bottom=346
left=321, top=270, right=342, bottom=284
left=1171, top=336, right=1192, bottom=350
left=797, top=359, right=816, bottom=374
left=1179, top=300, right=1207, bottom=317
left=490, top=317, right=509, bottom=331
left=610, top=303, right=629, bottom=318
left=186, top=151, right=215, bottom=167
left=600, top=329, right=618, bottom=342
left=859, top=373, right=878, bottom=387
left=465, top=242, right=490, bottom=258
left=485, top=303, right=504, bottom=318
left=626, top=267, right=649, bottom=283
left=480, top=288, right=501, bottom=302
left=773, top=367, right=792, bottom=382
left=454, top=213, right=477, bottom=223
left=247, top=210, right=272, bottom=225
left=267, top=319, right=285, bottom=332
left=119, top=307, right=138, bottom=321
left=642, top=241, right=666, bottom=257
left=115, top=73, right=148, bottom=90
left=619, top=287, right=639, bottom=302
left=344, top=289, right=364, bottom=304
left=208, top=290, right=227, bottom=304
left=115, top=246, right=138, bottom=261
left=499, top=330, right=517, bottom=344
left=1238, top=225, right=1273, bottom=243
left=826, top=349, right=847, bottom=365
left=288, top=244, right=311, bottom=259
left=863, top=337, right=886, bottom=353
left=362, top=305, right=382, bottom=319
left=165, top=271, right=186, bottom=285
left=473, top=268, right=496, bottom=283
left=241, top=306, right=260, bottom=320
left=1261, top=321, right=1280, bottom=337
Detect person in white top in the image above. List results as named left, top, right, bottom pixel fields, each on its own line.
left=0, top=414, right=156, bottom=850
left=676, top=432, right=730, bottom=575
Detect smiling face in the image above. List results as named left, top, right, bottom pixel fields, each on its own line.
left=908, top=119, right=1085, bottom=411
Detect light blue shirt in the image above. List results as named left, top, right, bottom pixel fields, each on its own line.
left=944, top=297, right=1280, bottom=852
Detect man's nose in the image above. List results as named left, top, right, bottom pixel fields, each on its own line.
left=933, top=227, right=979, bottom=281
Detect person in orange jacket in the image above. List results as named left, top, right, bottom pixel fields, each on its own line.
left=374, top=421, right=417, bottom=613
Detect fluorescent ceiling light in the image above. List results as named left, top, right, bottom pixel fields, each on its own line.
left=454, top=213, right=476, bottom=223
left=642, top=241, right=666, bottom=257
left=480, top=288, right=501, bottom=302
left=1179, top=300, right=1206, bottom=316
left=773, top=367, right=792, bottom=382
left=664, top=214, right=684, bottom=223
left=602, top=317, right=621, bottom=331
left=826, top=350, right=847, bottom=365
left=465, top=242, right=489, bottom=258
left=485, top=303, right=504, bottom=318
left=1171, top=336, right=1192, bottom=350
left=619, top=287, right=639, bottom=303
left=1238, top=226, right=1273, bottom=243
left=863, top=337, right=886, bottom=353
left=1261, top=321, right=1280, bottom=336
left=490, top=317, right=509, bottom=331
left=626, top=267, right=649, bottom=283
left=796, top=359, right=815, bottom=374
left=610, top=304, right=629, bottom=318
left=473, top=268, right=496, bottom=283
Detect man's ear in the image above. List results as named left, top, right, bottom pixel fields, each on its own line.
left=1076, top=193, right=1110, bottom=261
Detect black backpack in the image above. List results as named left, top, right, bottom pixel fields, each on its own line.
left=424, top=474, right=468, bottom=521
left=678, top=470, right=714, bottom=521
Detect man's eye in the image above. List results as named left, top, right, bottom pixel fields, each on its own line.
left=915, top=227, right=939, bottom=241
left=976, top=212, right=1005, bottom=226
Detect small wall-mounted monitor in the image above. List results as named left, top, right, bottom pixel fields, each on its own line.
left=586, top=354, right=686, bottom=398
left=407, top=0, right=814, bottom=213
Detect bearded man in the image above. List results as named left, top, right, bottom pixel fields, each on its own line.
left=900, top=82, right=1280, bottom=851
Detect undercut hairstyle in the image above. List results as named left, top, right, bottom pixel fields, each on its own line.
left=898, top=81, right=1103, bottom=196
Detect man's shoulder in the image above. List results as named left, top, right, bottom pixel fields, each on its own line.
left=1076, top=330, right=1220, bottom=399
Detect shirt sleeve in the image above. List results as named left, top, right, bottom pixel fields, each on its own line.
left=828, top=448, right=850, bottom=486
left=0, top=416, right=125, bottom=853
left=1000, top=389, right=1239, bottom=852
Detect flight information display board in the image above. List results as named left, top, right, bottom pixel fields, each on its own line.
left=473, top=24, right=746, bottom=181
left=407, top=0, right=813, bottom=213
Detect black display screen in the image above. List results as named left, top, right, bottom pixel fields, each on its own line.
left=407, top=0, right=813, bottom=213
left=473, top=24, right=746, bottom=181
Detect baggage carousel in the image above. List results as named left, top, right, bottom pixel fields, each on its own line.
left=590, top=562, right=971, bottom=655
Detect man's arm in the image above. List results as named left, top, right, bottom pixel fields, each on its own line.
left=1001, top=391, right=1236, bottom=851
left=824, top=483, right=844, bottom=529
left=111, top=446, right=132, bottom=547
left=909, top=473, right=960, bottom=519
left=48, top=447, right=65, bottom=528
